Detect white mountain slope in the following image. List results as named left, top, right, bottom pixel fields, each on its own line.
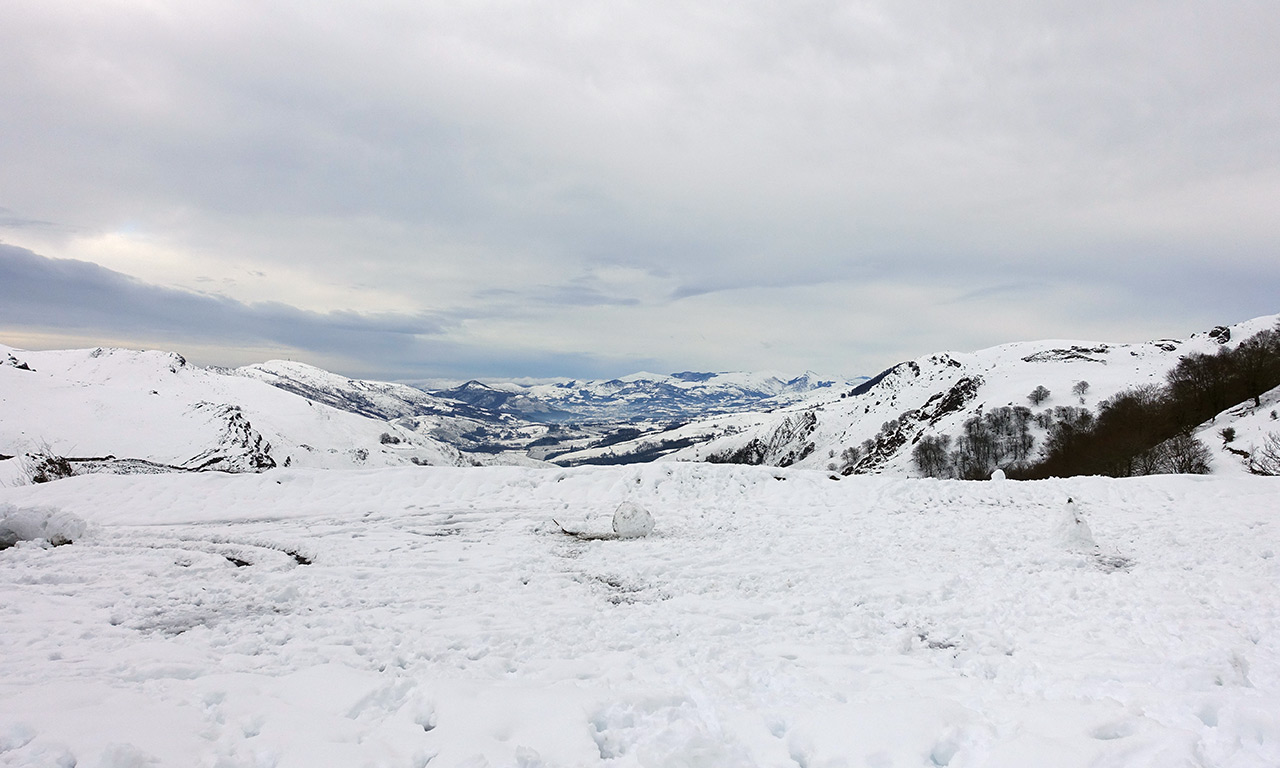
left=1195, top=382, right=1280, bottom=474
left=0, top=345, right=465, bottom=481
left=564, top=314, right=1280, bottom=474
left=233, top=360, right=554, bottom=463
left=236, top=360, right=497, bottom=423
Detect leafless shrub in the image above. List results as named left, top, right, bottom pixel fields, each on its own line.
left=1248, top=432, right=1280, bottom=476
left=23, top=453, right=75, bottom=484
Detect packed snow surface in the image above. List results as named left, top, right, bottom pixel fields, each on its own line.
left=1, top=465, right=1278, bottom=767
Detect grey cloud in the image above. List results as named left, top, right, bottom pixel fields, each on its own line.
left=949, top=282, right=1053, bottom=305
left=0, top=244, right=642, bottom=380
left=0, top=2, right=1277, bottom=377
left=0, top=244, right=426, bottom=367
left=0, top=208, right=58, bottom=230
left=471, top=285, right=639, bottom=311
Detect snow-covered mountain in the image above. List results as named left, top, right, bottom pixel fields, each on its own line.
left=556, top=315, right=1280, bottom=474
left=0, top=345, right=466, bottom=481
left=432, top=380, right=578, bottom=423
left=0, top=343, right=857, bottom=477
left=233, top=360, right=550, bottom=459
left=5, top=314, right=1276, bottom=478
left=435, top=370, right=857, bottom=423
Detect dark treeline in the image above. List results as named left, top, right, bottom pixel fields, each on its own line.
left=913, top=406, right=1037, bottom=479
left=1011, top=322, right=1280, bottom=478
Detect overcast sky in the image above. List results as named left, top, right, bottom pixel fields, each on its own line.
left=2, top=1, right=1278, bottom=381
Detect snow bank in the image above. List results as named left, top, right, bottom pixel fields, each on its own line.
left=0, top=503, right=86, bottom=548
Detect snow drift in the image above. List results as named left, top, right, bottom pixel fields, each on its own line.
left=0, top=503, right=86, bottom=549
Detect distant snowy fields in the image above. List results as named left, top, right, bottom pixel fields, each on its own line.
left=2, top=465, right=1278, bottom=767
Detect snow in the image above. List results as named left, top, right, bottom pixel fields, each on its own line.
left=1198, top=384, right=1280, bottom=474
left=0, top=344, right=464, bottom=472
left=611, top=501, right=655, bottom=539
left=659, top=314, right=1280, bottom=475
left=2, top=464, right=1278, bottom=767
left=1052, top=498, right=1097, bottom=552
left=0, top=504, right=87, bottom=548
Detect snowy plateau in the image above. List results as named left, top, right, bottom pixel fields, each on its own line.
left=1, top=318, right=1279, bottom=767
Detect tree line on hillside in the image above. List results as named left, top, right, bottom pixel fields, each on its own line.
left=911, top=321, right=1280, bottom=479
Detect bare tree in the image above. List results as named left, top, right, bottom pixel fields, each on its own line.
left=1249, top=432, right=1280, bottom=476
left=1141, top=433, right=1212, bottom=475
left=1234, top=324, right=1280, bottom=407
left=838, top=446, right=861, bottom=473
left=1072, top=381, right=1090, bottom=403
left=912, top=434, right=953, bottom=478
left=1028, top=385, right=1051, bottom=406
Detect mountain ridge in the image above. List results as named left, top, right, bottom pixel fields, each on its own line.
left=551, top=316, right=1280, bottom=474
left=3, top=315, right=1278, bottom=480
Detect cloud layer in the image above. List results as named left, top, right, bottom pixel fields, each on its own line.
left=2, top=1, right=1278, bottom=378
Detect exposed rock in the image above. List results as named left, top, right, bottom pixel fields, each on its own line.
left=706, top=411, right=817, bottom=466
left=1022, top=346, right=1111, bottom=363
left=184, top=403, right=276, bottom=472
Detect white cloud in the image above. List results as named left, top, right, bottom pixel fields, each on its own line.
left=1, top=0, right=1277, bottom=377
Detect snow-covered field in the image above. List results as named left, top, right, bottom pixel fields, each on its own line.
left=2, top=465, right=1278, bottom=767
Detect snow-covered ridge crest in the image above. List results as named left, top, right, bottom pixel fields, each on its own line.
left=562, top=314, right=1280, bottom=474
left=0, top=343, right=465, bottom=482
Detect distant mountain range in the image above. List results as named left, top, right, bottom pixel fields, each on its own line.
left=0, top=345, right=855, bottom=480
left=434, top=370, right=854, bottom=423
left=3, top=315, right=1278, bottom=482
left=560, top=315, right=1280, bottom=475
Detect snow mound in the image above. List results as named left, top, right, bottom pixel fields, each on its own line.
left=612, top=501, right=655, bottom=538
left=0, top=504, right=87, bottom=549
left=1053, top=497, right=1097, bottom=552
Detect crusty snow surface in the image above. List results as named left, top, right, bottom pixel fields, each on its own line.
left=1, top=465, right=1278, bottom=767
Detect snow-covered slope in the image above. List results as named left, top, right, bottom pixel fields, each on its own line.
left=234, top=360, right=552, bottom=459
left=577, top=315, right=1280, bottom=474
left=0, top=345, right=464, bottom=478
left=237, top=360, right=499, bottom=423
left=1, top=465, right=1278, bottom=766
left=1197, top=382, right=1280, bottom=474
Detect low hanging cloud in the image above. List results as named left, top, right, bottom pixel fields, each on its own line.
left=0, top=243, right=447, bottom=351
left=0, top=244, right=606, bottom=379
left=0, top=2, right=1277, bottom=379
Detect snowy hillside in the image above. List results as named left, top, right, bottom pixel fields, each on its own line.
left=237, top=360, right=501, bottom=423
left=4, top=315, right=1276, bottom=477
left=0, top=345, right=465, bottom=481
left=1, top=464, right=1278, bottom=766
left=234, top=360, right=553, bottom=459
left=1195, top=382, right=1280, bottom=474
left=605, top=315, right=1280, bottom=475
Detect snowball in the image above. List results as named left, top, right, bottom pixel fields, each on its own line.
left=612, top=501, right=655, bottom=539
left=1053, top=497, right=1096, bottom=552
left=0, top=504, right=87, bottom=549
left=990, top=468, right=1006, bottom=481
